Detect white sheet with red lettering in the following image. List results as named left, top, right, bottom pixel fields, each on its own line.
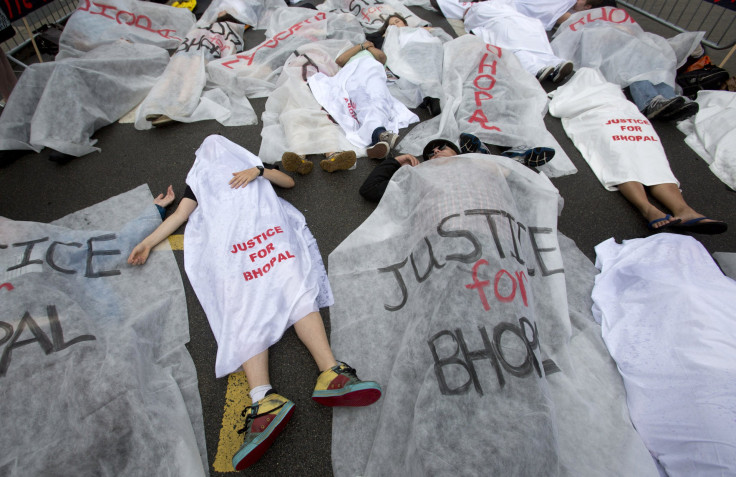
left=207, top=8, right=365, bottom=98
left=549, top=68, right=677, bottom=190
left=184, top=135, right=333, bottom=378
left=317, top=0, right=429, bottom=33
left=677, top=90, right=736, bottom=191
left=307, top=54, right=420, bottom=148
left=328, top=154, right=656, bottom=476
left=399, top=34, right=577, bottom=178
left=593, top=234, right=736, bottom=475
left=0, top=185, right=207, bottom=477
left=551, top=7, right=703, bottom=88
left=259, top=40, right=363, bottom=164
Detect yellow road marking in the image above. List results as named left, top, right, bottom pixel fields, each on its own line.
left=167, top=234, right=184, bottom=250
left=213, top=371, right=252, bottom=472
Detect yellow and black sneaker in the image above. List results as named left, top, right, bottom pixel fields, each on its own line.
left=232, top=391, right=295, bottom=471
left=312, top=362, right=382, bottom=407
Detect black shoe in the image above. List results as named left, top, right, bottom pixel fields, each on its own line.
left=659, top=100, right=699, bottom=122
left=48, top=151, right=75, bottom=165
left=422, top=96, right=441, bottom=117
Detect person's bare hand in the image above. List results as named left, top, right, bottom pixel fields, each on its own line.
left=128, top=243, right=151, bottom=266
left=229, top=168, right=260, bottom=189
left=153, top=185, right=175, bottom=208
left=362, top=41, right=375, bottom=49
left=395, top=154, right=419, bottom=167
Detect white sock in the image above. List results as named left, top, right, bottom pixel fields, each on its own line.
left=249, top=385, right=272, bottom=403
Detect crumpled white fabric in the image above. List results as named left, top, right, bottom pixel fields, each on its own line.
left=259, top=40, right=363, bottom=164
left=549, top=68, right=678, bottom=190
left=207, top=8, right=365, bottom=98
left=0, top=0, right=193, bottom=155
left=307, top=54, right=419, bottom=148
left=676, top=90, right=736, bottom=191
left=184, top=135, right=333, bottom=377
left=551, top=7, right=704, bottom=88
left=399, top=34, right=577, bottom=178
left=593, top=233, right=736, bottom=476
left=464, top=0, right=565, bottom=75
left=318, top=0, right=430, bottom=32
left=514, top=0, right=575, bottom=31
left=0, top=186, right=207, bottom=477
left=328, top=155, right=656, bottom=476
left=382, top=25, right=451, bottom=108
left=196, top=0, right=283, bottom=29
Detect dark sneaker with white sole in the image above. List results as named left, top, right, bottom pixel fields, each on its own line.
left=502, top=146, right=555, bottom=168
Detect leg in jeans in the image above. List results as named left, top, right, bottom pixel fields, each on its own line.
left=371, top=126, right=386, bottom=146
left=629, top=80, right=676, bottom=111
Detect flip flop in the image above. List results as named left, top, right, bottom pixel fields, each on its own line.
left=672, top=217, right=728, bottom=235
left=647, top=214, right=681, bottom=232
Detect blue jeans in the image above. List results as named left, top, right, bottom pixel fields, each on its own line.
left=371, top=127, right=386, bottom=146
left=629, top=80, right=676, bottom=111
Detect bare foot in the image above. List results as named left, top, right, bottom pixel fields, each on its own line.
left=154, top=185, right=175, bottom=208
left=643, top=206, right=678, bottom=230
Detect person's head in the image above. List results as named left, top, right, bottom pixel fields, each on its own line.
left=573, top=0, right=617, bottom=11
left=379, top=14, right=409, bottom=36
left=422, top=139, right=461, bottom=161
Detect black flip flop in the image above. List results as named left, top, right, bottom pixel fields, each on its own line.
left=672, top=217, right=728, bottom=235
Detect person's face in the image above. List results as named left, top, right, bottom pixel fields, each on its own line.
left=389, top=16, right=408, bottom=27
left=428, top=144, right=456, bottom=160
left=572, top=0, right=591, bottom=11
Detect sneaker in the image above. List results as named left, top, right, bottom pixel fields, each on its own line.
left=312, top=362, right=382, bottom=407
left=536, top=65, right=554, bottom=82
left=659, top=100, right=699, bottom=122
left=644, top=95, right=685, bottom=120
left=502, top=146, right=555, bottom=168
left=551, top=61, right=574, bottom=83
left=232, top=391, right=295, bottom=471
left=281, top=152, right=313, bottom=175
left=378, top=131, right=399, bottom=149
left=320, top=151, right=357, bottom=172
left=366, top=141, right=390, bottom=159
left=459, top=133, right=491, bottom=155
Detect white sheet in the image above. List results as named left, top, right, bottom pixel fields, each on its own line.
left=514, top=0, right=575, bottom=31
left=318, top=0, right=430, bottom=33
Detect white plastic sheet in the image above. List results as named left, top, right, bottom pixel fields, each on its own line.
left=196, top=0, right=283, bottom=29
left=318, top=0, right=430, bottom=32
left=677, top=90, right=736, bottom=191
left=399, top=35, right=577, bottom=178
left=328, top=155, right=656, bottom=476
left=0, top=186, right=207, bottom=477
left=514, top=0, right=575, bottom=31
left=207, top=8, right=365, bottom=98
left=551, top=7, right=703, bottom=89
left=549, top=68, right=678, bottom=190
left=593, top=234, right=736, bottom=476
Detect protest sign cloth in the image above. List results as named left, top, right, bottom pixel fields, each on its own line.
left=184, top=135, right=333, bottom=378
left=399, top=34, right=577, bottom=178
left=328, top=155, right=656, bottom=476
left=549, top=67, right=678, bottom=190
left=0, top=185, right=207, bottom=477
left=593, top=233, right=736, bottom=475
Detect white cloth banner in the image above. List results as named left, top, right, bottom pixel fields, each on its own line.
left=307, top=55, right=420, bottom=148
left=317, top=0, right=429, bottom=33
left=549, top=68, right=678, bottom=190
left=328, top=155, right=656, bottom=476
left=400, top=34, right=577, bottom=178
left=551, top=7, right=704, bottom=89
left=0, top=186, right=207, bottom=477
left=196, top=0, right=283, bottom=29
left=184, top=135, right=333, bottom=378
left=677, top=90, right=736, bottom=191
left=259, top=40, right=363, bottom=164
left=514, top=0, right=575, bottom=31
left=207, top=8, right=365, bottom=98
left=593, top=234, right=736, bottom=476
left=0, top=0, right=194, bottom=155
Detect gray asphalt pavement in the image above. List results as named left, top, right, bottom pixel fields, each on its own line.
left=1, top=4, right=735, bottom=476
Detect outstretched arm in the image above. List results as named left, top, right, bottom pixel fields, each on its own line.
left=128, top=197, right=198, bottom=266
left=336, top=41, right=386, bottom=67
left=230, top=166, right=295, bottom=189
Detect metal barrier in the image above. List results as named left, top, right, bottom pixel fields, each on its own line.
left=2, top=0, right=79, bottom=67
left=618, top=0, right=736, bottom=66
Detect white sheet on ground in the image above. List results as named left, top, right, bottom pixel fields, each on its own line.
left=328, top=155, right=656, bottom=476
left=514, top=0, right=575, bottom=31
left=676, top=90, right=736, bottom=191
left=196, top=0, right=283, bottom=29
left=399, top=34, right=576, bottom=178
left=0, top=0, right=194, bottom=155
left=464, top=0, right=564, bottom=75
left=259, top=40, right=363, bottom=164
left=183, top=135, right=333, bottom=378
left=308, top=55, right=420, bottom=148
left=592, top=234, right=736, bottom=476
left=207, top=8, right=365, bottom=98
left=0, top=185, right=207, bottom=477
left=549, top=68, right=678, bottom=190
left=318, top=0, right=429, bottom=32
left=551, top=7, right=703, bottom=89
